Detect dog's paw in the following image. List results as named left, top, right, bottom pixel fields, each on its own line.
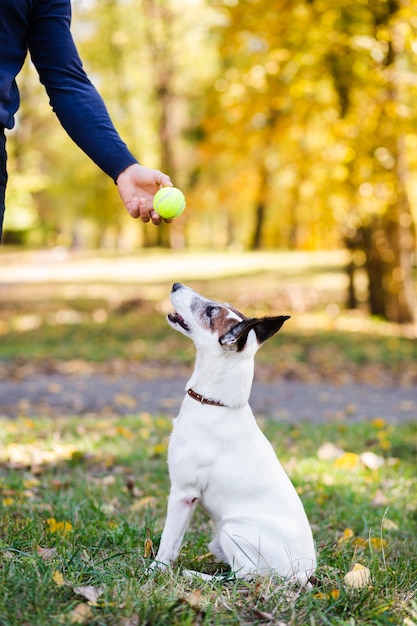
left=146, top=560, right=168, bottom=576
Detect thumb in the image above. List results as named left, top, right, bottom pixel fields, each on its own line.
left=155, top=172, right=173, bottom=188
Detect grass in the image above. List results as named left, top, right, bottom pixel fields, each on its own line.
left=1, top=303, right=417, bottom=389
left=0, top=415, right=416, bottom=625
left=0, top=249, right=416, bottom=624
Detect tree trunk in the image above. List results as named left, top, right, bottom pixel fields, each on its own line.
left=143, top=0, right=177, bottom=248
left=249, top=165, right=269, bottom=250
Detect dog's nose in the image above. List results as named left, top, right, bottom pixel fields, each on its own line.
left=172, top=283, right=183, bottom=292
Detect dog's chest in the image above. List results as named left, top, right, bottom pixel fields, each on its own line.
left=167, top=408, right=280, bottom=487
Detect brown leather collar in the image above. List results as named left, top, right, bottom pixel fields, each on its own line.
left=187, top=388, right=226, bottom=407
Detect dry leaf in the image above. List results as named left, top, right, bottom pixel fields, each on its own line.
left=73, top=585, right=103, bottom=604
left=317, top=442, right=345, bottom=461
left=37, top=546, right=57, bottom=561
left=2, top=551, right=15, bottom=559
left=144, top=528, right=154, bottom=559
left=183, top=589, right=202, bottom=608
left=344, top=563, right=371, bottom=588
left=360, top=451, right=384, bottom=470
left=67, top=603, right=94, bottom=624
left=129, top=496, right=156, bottom=512
left=382, top=518, right=399, bottom=531
left=337, top=528, right=354, bottom=545
left=53, top=570, right=66, bottom=587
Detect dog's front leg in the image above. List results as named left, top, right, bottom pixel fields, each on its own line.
left=151, top=490, right=199, bottom=570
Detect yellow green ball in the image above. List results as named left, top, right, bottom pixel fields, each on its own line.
left=153, top=187, right=186, bottom=219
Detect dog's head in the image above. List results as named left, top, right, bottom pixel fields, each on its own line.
left=167, top=283, right=289, bottom=354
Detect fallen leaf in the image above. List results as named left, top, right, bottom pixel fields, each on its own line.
left=344, top=563, right=371, bottom=588
left=353, top=537, right=368, bottom=548
left=360, top=451, right=385, bottom=470
left=144, top=528, right=154, bottom=559
left=334, top=452, right=360, bottom=469
left=371, top=418, right=386, bottom=429
left=37, top=546, right=57, bottom=561
left=371, top=489, right=388, bottom=506
left=183, top=589, right=202, bottom=608
left=129, top=496, right=156, bottom=512
left=53, top=570, right=66, bottom=587
left=382, top=518, right=399, bottom=531
left=314, top=589, right=340, bottom=600
left=2, top=551, right=16, bottom=559
left=67, top=603, right=94, bottom=624
left=369, top=537, right=387, bottom=551
left=73, top=585, right=103, bottom=604
left=337, top=528, right=354, bottom=545
left=317, top=442, right=345, bottom=461
left=46, top=517, right=73, bottom=535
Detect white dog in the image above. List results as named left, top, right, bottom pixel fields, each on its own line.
left=151, top=283, right=316, bottom=582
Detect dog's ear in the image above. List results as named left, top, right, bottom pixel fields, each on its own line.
left=219, top=315, right=290, bottom=351
left=252, top=315, right=291, bottom=344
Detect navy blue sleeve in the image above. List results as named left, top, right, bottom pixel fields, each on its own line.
left=27, top=0, right=138, bottom=181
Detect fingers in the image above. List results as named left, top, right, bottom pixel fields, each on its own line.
left=155, top=171, right=173, bottom=189
left=127, top=197, right=164, bottom=225
left=120, top=165, right=174, bottom=225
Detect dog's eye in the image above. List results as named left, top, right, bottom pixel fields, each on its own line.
left=205, top=305, right=218, bottom=318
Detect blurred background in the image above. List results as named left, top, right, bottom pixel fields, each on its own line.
left=1, top=0, right=416, bottom=325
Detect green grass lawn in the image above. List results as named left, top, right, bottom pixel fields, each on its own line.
left=0, top=250, right=416, bottom=624
left=0, top=415, right=416, bottom=625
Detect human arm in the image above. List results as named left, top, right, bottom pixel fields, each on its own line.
left=27, top=0, right=172, bottom=221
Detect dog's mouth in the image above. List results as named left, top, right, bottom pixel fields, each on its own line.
left=168, top=312, right=190, bottom=332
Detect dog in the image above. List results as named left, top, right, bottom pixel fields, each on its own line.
left=150, top=283, right=316, bottom=582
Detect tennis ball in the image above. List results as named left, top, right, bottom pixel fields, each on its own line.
left=153, top=187, right=186, bottom=219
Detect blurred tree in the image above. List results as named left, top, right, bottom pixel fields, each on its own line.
left=195, top=0, right=339, bottom=250
left=324, top=0, right=416, bottom=322
left=195, top=0, right=416, bottom=322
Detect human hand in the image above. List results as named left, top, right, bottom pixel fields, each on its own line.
left=116, top=163, right=173, bottom=225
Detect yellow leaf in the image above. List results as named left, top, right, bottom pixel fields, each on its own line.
left=23, top=477, right=40, bottom=488
left=370, top=537, right=387, bottom=551
left=144, top=528, right=154, bottom=559
left=334, top=452, right=360, bottom=469
left=53, top=570, right=66, bottom=587
left=314, top=589, right=340, bottom=600
left=2, top=498, right=14, bottom=506
left=353, top=537, right=368, bottom=548
left=46, top=518, right=73, bottom=535
left=344, top=563, right=371, bottom=588
left=371, top=418, right=386, bottom=429
left=116, top=425, right=134, bottom=438
left=337, top=528, right=354, bottom=545
left=67, top=603, right=94, bottom=624
left=129, top=496, right=156, bottom=512
left=153, top=442, right=168, bottom=456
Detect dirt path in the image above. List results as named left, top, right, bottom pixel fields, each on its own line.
left=0, top=371, right=415, bottom=424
